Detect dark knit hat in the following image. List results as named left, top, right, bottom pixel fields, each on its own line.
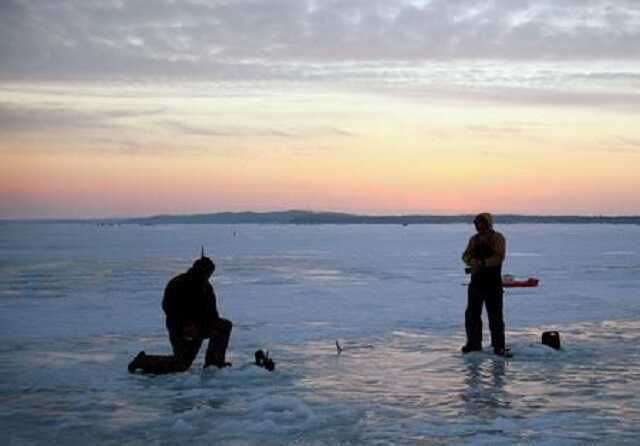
left=192, top=256, right=215, bottom=275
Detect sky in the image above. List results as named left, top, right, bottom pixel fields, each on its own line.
left=1, top=0, right=640, bottom=218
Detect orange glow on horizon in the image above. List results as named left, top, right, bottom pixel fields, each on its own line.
left=1, top=82, right=639, bottom=218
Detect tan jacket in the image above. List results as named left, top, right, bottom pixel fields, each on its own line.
left=462, top=230, right=506, bottom=268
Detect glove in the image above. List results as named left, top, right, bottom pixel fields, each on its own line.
left=465, top=259, right=485, bottom=274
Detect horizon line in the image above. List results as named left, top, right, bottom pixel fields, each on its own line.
left=2, top=209, right=640, bottom=223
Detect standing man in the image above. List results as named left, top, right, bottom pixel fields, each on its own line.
left=128, top=252, right=233, bottom=374
left=461, top=213, right=509, bottom=356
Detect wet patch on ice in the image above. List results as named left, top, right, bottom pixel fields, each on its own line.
left=602, top=251, right=637, bottom=256
left=289, top=320, right=640, bottom=445
left=509, top=252, right=542, bottom=257
left=41, top=351, right=116, bottom=364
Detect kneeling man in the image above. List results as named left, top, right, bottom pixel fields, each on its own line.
left=129, top=253, right=232, bottom=373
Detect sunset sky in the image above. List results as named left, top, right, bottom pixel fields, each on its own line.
left=1, top=0, right=639, bottom=218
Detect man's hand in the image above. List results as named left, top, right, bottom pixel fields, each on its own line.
left=182, top=321, right=199, bottom=340
left=465, top=259, right=485, bottom=274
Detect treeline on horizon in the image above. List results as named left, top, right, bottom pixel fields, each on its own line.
left=125, top=211, right=640, bottom=225
left=10, top=210, right=640, bottom=225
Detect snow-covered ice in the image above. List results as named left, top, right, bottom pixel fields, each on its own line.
left=1, top=223, right=639, bottom=445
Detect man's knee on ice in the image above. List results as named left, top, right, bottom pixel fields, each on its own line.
left=175, top=360, right=192, bottom=372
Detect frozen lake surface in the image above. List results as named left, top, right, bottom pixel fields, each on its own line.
left=1, top=223, right=639, bottom=445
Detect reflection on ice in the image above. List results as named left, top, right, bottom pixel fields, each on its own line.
left=295, top=320, right=640, bottom=444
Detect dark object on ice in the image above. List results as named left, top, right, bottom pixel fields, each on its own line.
left=254, top=350, right=275, bottom=371
left=462, top=213, right=507, bottom=353
left=542, top=331, right=561, bottom=350
left=336, top=340, right=343, bottom=354
left=461, top=344, right=482, bottom=354
left=127, top=249, right=233, bottom=374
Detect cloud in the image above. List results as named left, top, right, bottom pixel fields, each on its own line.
left=159, top=119, right=355, bottom=139
left=0, top=103, right=109, bottom=133
left=0, top=99, right=355, bottom=157
left=617, top=136, right=640, bottom=149
left=1, top=0, right=640, bottom=80
left=0, top=102, right=164, bottom=134
left=0, top=102, right=209, bottom=155
left=466, top=125, right=525, bottom=136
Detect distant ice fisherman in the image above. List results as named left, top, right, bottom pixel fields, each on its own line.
left=461, top=213, right=510, bottom=357
left=128, top=250, right=233, bottom=374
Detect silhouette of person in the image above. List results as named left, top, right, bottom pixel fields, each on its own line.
left=128, top=253, right=232, bottom=373
left=461, top=213, right=508, bottom=356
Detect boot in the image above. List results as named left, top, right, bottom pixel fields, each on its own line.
left=494, top=347, right=512, bottom=358
left=128, top=351, right=147, bottom=373
left=461, top=344, right=482, bottom=354
left=130, top=352, right=188, bottom=374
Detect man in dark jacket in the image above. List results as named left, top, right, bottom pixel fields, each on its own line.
left=128, top=255, right=233, bottom=373
left=461, top=213, right=509, bottom=356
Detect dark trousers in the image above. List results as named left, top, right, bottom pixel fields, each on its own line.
left=136, top=318, right=232, bottom=374
left=465, top=284, right=505, bottom=351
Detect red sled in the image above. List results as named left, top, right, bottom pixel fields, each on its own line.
left=502, top=276, right=539, bottom=288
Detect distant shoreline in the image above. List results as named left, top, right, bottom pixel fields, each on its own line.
left=2, top=210, right=640, bottom=225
